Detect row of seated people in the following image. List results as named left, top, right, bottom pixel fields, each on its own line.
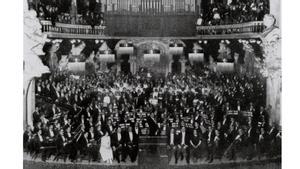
left=24, top=101, right=281, bottom=164
left=198, top=0, right=269, bottom=26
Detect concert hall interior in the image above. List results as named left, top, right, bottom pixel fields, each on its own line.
left=23, top=0, right=281, bottom=169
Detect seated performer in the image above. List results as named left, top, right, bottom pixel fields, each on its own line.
left=189, top=129, right=202, bottom=163
left=167, top=128, right=176, bottom=163
left=175, top=127, right=190, bottom=164
left=111, top=127, right=126, bottom=163
left=125, top=126, right=139, bottom=162
left=99, top=130, right=113, bottom=164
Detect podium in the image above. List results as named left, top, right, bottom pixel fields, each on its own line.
left=138, top=136, right=168, bottom=169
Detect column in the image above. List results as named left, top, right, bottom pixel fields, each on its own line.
left=179, top=58, right=187, bottom=73
left=116, top=60, right=121, bottom=74
left=263, top=39, right=281, bottom=125
left=197, top=0, right=202, bottom=15
left=168, top=59, right=173, bottom=73
left=24, top=78, right=35, bottom=128
left=70, top=0, right=78, bottom=24
left=129, top=56, right=137, bottom=74
left=262, top=17, right=281, bottom=125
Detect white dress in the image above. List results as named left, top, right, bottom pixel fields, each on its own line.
left=99, top=135, right=113, bottom=162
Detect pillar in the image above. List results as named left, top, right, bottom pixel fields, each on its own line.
left=266, top=73, right=281, bottom=125
left=24, top=78, right=35, bottom=128
left=70, top=0, right=78, bottom=24
left=197, top=0, right=202, bottom=15
left=129, top=56, right=137, bottom=74
left=179, top=58, right=187, bottom=73
left=116, top=60, right=121, bottom=74
left=168, top=59, right=173, bottom=73
left=262, top=16, right=281, bottom=125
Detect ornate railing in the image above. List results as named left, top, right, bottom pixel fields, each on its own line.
left=40, top=20, right=106, bottom=36
left=40, top=20, right=264, bottom=39
left=196, top=21, right=265, bottom=35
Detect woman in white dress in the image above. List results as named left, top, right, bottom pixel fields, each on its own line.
left=99, top=131, right=113, bottom=164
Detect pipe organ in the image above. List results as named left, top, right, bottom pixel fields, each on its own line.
left=102, top=0, right=196, bottom=13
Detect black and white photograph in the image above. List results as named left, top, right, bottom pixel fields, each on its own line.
left=21, top=0, right=282, bottom=169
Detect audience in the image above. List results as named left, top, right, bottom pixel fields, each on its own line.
left=198, top=0, right=269, bottom=26
left=32, top=0, right=104, bottom=27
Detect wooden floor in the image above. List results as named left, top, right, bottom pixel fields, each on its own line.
left=24, top=152, right=281, bottom=169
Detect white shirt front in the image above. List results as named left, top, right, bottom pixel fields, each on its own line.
left=208, top=131, right=212, bottom=142
left=170, top=133, right=174, bottom=145
left=129, top=132, right=133, bottom=141
left=181, top=132, right=186, bottom=145
left=38, top=134, right=43, bottom=142
left=49, top=130, right=54, bottom=137
left=117, top=133, right=121, bottom=141
left=135, top=128, right=139, bottom=135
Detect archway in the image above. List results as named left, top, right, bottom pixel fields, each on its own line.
left=133, top=39, right=171, bottom=76
left=120, top=54, right=131, bottom=74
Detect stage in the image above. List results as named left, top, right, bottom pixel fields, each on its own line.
left=24, top=156, right=281, bottom=169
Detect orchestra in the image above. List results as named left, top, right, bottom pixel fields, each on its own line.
left=23, top=67, right=281, bottom=164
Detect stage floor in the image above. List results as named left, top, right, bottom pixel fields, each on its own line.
left=24, top=152, right=281, bottom=169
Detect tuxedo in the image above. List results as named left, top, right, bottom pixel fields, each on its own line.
left=32, top=111, right=41, bottom=125
left=95, top=130, right=103, bottom=143
left=56, top=135, right=67, bottom=150
left=174, top=131, right=190, bottom=163
left=206, top=130, right=216, bottom=162
left=88, top=131, right=96, bottom=143
left=124, top=131, right=139, bottom=162
left=147, top=116, right=158, bottom=136
left=111, top=132, right=126, bottom=162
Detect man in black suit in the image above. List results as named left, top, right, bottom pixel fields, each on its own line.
left=23, top=125, right=33, bottom=153
left=32, top=107, right=41, bottom=125
left=147, top=112, right=158, bottom=136
left=167, top=128, right=176, bottom=163
left=175, top=126, right=190, bottom=164
left=111, top=127, right=126, bottom=163
left=54, top=129, right=68, bottom=161
left=189, top=129, right=202, bottom=162
left=206, top=126, right=215, bottom=163
left=125, top=126, right=139, bottom=162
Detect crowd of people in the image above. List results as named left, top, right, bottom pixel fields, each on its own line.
left=197, top=0, right=269, bottom=26
left=23, top=66, right=281, bottom=164
left=28, top=0, right=104, bottom=27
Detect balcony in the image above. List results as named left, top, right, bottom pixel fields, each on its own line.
left=40, top=19, right=265, bottom=40
left=196, top=21, right=265, bottom=39
left=40, top=20, right=106, bottom=39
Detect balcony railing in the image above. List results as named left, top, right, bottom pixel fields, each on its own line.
left=196, top=21, right=265, bottom=36
left=40, top=20, right=106, bottom=36
left=40, top=20, right=264, bottom=39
